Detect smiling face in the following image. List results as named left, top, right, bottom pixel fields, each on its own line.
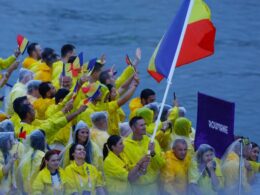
left=249, top=146, right=260, bottom=161
left=132, top=119, right=146, bottom=137
left=77, top=128, right=89, bottom=145
left=73, top=144, right=86, bottom=160
left=46, top=154, right=60, bottom=171
left=111, top=138, right=124, bottom=155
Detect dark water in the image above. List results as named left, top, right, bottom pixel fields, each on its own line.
left=0, top=0, right=260, bottom=143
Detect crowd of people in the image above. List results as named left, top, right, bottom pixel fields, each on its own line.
left=0, top=43, right=259, bottom=195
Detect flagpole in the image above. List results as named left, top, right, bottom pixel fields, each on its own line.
left=151, top=0, right=195, bottom=142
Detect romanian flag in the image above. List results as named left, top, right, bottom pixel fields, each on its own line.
left=70, top=52, right=84, bottom=77
left=148, top=0, right=216, bottom=82
left=72, top=80, right=80, bottom=100
left=85, top=58, right=97, bottom=76
left=82, top=82, right=101, bottom=104
left=17, top=35, right=29, bottom=55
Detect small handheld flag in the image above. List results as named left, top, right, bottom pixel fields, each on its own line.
left=17, top=35, right=29, bottom=55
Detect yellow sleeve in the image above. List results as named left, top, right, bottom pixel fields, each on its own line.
left=104, top=158, right=128, bottom=181
left=92, top=166, right=104, bottom=187
left=115, top=66, right=135, bottom=89
left=0, top=165, right=3, bottom=181
left=0, top=55, right=16, bottom=70
left=39, top=113, right=68, bottom=140
left=150, top=140, right=165, bottom=170
left=155, top=129, right=172, bottom=151
left=188, top=161, right=200, bottom=184
left=32, top=171, right=44, bottom=195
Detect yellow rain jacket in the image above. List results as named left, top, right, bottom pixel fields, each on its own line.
left=31, top=61, right=52, bottom=82
left=14, top=111, right=67, bottom=144
left=123, top=135, right=165, bottom=195
left=221, top=152, right=250, bottom=192
left=188, top=159, right=224, bottom=195
left=51, top=60, right=63, bottom=90
left=91, top=127, right=109, bottom=151
left=18, top=149, right=45, bottom=194
left=33, top=98, right=55, bottom=120
left=7, top=82, right=27, bottom=115
left=104, top=151, right=132, bottom=195
left=248, top=161, right=260, bottom=180
left=161, top=151, right=191, bottom=195
left=62, top=141, right=103, bottom=172
left=128, top=97, right=143, bottom=119
left=65, top=161, right=103, bottom=194
left=22, top=57, right=38, bottom=70
left=0, top=164, right=3, bottom=181
left=32, top=167, right=68, bottom=195
left=115, top=65, right=135, bottom=90
left=0, top=55, right=16, bottom=70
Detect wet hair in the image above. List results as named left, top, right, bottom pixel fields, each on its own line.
left=99, top=70, right=110, bottom=85
left=39, top=150, right=60, bottom=171
left=140, top=89, right=155, bottom=100
left=196, top=144, right=215, bottom=164
left=103, top=135, right=121, bottom=160
left=39, top=82, right=51, bottom=98
left=27, top=43, right=39, bottom=56
left=55, top=88, right=70, bottom=104
left=14, top=101, right=31, bottom=120
left=61, top=44, right=75, bottom=58
left=129, top=116, right=144, bottom=128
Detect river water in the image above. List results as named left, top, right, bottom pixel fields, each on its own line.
left=0, top=0, right=259, bottom=143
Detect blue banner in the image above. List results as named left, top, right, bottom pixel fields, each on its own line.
left=195, top=92, right=235, bottom=158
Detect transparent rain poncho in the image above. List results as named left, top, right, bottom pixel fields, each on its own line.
left=17, top=130, right=45, bottom=194
left=0, top=131, right=17, bottom=194
left=221, top=138, right=252, bottom=195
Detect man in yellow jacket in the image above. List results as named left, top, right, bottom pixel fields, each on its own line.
left=122, top=116, right=165, bottom=195
left=129, top=88, right=156, bottom=119
left=33, top=82, right=56, bottom=120
left=161, top=139, right=191, bottom=195
left=22, top=42, right=42, bottom=70
left=52, top=44, right=76, bottom=90
left=12, top=96, right=86, bottom=143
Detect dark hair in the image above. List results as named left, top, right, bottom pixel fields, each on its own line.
left=251, top=142, right=259, bottom=149
left=106, top=84, right=115, bottom=102
left=39, top=82, right=51, bottom=98
left=99, top=71, right=110, bottom=85
left=92, top=62, right=103, bottom=74
left=41, top=48, right=58, bottom=66
left=61, top=44, right=75, bottom=58
left=13, top=96, right=28, bottom=114
left=140, top=89, right=155, bottom=100
left=74, top=129, right=93, bottom=164
left=129, top=116, right=144, bottom=128
left=39, top=150, right=60, bottom=171
left=69, top=143, right=89, bottom=162
left=55, top=88, right=70, bottom=104
left=27, top=43, right=39, bottom=56
left=103, top=135, right=121, bottom=160
left=30, top=130, right=45, bottom=152
left=68, top=56, right=77, bottom=64
left=16, top=104, right=31, bottom=120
